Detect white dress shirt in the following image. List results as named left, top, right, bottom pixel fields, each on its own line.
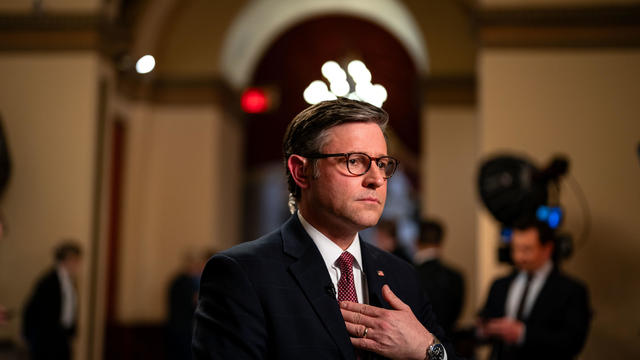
left=56, top=265, right=77, bottom=329
left=413, top=247, right=440, bottom=265
left=505, top=260, right=553, bottom=320
left=298, top=212, right=367, bottom=303
left=505, top=260, right=553, bottom=344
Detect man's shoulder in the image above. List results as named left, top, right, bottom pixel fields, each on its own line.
left=418, top=259, right=463, bottom=277
left=25, top=268, right=60, bottom=309
left=202, top=227, right=290, bottom=285
left=220, top=227, right=284, bottom=261
left=362, top=241, right=415, bottom=274
left=220, top=215, right=306, bottom=260
left=490, top=271, right=518, bottom=289
left=439, top=262, right=464, bottom=285
left=35, top=268, right=59, bottom=288
left=548, top=269, right=589, bottom=294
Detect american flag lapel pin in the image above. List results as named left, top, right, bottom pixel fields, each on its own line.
left=377, top=270, right=385, bottom=277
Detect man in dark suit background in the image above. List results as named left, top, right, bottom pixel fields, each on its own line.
left=23, top=241, right=82, bottom=360
left=477, top=220, right=591, bottom=360
left=0, top=115, right=11, bottom=326
left=193, top=98, right=453, bottom=359
left=166, top=250, right=210, bottom=360
left=414, top=220, right=464, bottom=337
left=373, top=219, right=413, bottom=264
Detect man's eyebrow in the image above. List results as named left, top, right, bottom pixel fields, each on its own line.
left=346, top=151, right=390, bottom=156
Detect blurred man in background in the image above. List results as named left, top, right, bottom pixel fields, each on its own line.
left=166, top=249, right=212, bottom=360
left=23, top=241, right=82, bottom=360
left=0, top=115, right=11, bottom=326
left=373, top=219, right=412, bottom=263
left=477, top=220, right=591, bottom=360
left=414, top=219, right=464, bottom=337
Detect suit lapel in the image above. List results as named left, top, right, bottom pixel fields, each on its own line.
left=360, top=241, right=388, bottom=309
left=360, top=241, right=394, bottom=360
left=282, top=216, right=355, bottom=360
left=526, top=269, right=557, bottom=322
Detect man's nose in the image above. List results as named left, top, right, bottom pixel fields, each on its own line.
left=363, top=165, right=386, bottom=188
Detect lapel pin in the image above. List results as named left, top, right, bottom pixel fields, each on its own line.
left=377, top=270, right=385, bottom=277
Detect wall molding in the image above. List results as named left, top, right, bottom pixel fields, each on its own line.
left=423, top=76, right=476, bottom=106
left=116, top=74, right=477, bottom=108
left=117, top=75, right=236, bottom=106
left=478, top=5, right=640, bottom=48
left=0, top=13, right=129, bottom=54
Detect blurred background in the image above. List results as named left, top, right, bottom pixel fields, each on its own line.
left=0, top=0, right=638, bottom=359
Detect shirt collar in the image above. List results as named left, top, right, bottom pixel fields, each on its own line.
left=519, top=259, right=553, bottom=280
left=297, top=211, right=363, bottom=271
left=57, top=264, right=70, bottom=282
left=414, top=247, right=440, bottom=264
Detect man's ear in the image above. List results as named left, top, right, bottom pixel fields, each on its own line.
left=288, top=155, right=310, bottom=190
left=544, top=241, right=555, bottom=258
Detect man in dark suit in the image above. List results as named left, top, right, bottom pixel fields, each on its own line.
left=414, top=220, right=464, bottom=337
left=23, top=241, right=82, bottom=360
left=193, top=98, right=453, bottom=359
left=373, top=219, right=413, bottom=263
left=166, top=250, right=210, bottom=360
left=477, top=220, right=591, bottom=360
left=0, top=115, right=11, bottom=326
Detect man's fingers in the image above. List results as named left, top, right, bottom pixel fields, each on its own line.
left=485, top=319, right=508, bottom=335
left=350, top=336, right=380, bottom=353
left=381, top=284, right=410, bottom=311
left=341, top=308, right=378, bottom=329
left=344, top=321, right=372, bottom=339
left=340, top=301, right=381, bottom=317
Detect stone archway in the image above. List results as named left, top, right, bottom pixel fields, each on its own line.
left=219, top=0, right=430, bottom=91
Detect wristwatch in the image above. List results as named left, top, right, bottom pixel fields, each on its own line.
left=426, top=337, right=445, bottom=360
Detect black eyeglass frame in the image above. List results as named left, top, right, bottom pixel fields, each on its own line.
left=303, top=152, right=399, bottom=179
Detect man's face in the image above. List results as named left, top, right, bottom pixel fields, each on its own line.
left=304, top=122, right=388, bottom=235
left=511, top=227, right=553, bottom=272
left=63, top=255, right=82, bottom=279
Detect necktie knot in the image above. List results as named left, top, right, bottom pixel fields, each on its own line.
left=336, top=251, right=355, bottom=271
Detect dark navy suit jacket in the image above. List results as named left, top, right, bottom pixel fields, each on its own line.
left=23, top=268, right=76, bottom=360
left=193, top=215, right=453, bottom=359
left=415, top=259, right=464, bottom=336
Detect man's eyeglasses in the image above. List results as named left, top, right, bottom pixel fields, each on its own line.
left=304, top=152, right=399, bottom=179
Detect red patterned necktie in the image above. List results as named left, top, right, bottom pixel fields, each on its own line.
left=336, top=251, right=358, bottom=303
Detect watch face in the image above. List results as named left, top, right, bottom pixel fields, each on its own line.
left=429, top=343, right=445, bottom=360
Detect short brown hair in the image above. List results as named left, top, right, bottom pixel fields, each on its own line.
left=54, top=240, right=82, bottom=263
left=513, top=218, right=555, bottom=245
left=282, top=98, right=389, bottom=200
left=418, top=220, right=445, bottom=245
